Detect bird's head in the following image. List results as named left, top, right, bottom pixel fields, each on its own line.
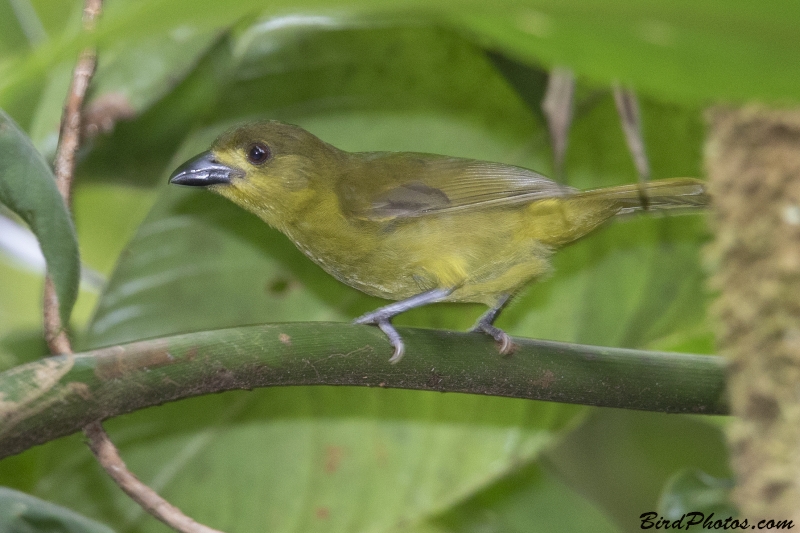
left=169, top=121, right=342, bottom=227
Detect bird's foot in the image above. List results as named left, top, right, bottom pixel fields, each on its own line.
left=354, top=314, right=405, bottom=364
left=353, top=289, right=452, bottom=363
left=470, top=321, right=515, bottom=355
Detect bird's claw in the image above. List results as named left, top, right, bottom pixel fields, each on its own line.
left=377, top=320, right=405, bottom=364
left=353, top=289, right=452, bottom=363
left=354, top=315, right=406, bottom=364
left=471, top=322, right=515, bottom=355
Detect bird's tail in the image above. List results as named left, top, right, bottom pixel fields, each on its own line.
left=529, top=178, right=709, bottom=247
left=576, top=177, right=709, bottom=214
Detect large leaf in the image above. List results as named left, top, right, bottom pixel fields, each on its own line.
left=454, top=0, right=800, bottom=105
left=0, top=1, right=82, bottom=133
left=22, top=1, right=82, bottom=46
left=0, top=264, right=46, bottom=371
left=0, top=110, right=79, bottom=327
left=28, top=29, right=219, bottom=160
left=546, top=408, right=731, bottom=532
left=0, top=1, right=34, bottom=57
left=430, top=463, right=621, bottom=533
left=4, top=388, right=579, bottom=533
left=2, top=1, right=800, bottom=108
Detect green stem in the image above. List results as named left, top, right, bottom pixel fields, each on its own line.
left=0, top=323, right=727, bottom=459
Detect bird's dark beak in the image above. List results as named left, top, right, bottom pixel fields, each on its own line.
left=169, top=151, right=242, bottom=187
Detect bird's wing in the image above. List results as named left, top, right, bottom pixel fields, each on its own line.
left=339, top=153, right=576, bottom=221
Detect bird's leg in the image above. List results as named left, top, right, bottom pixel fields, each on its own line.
left=469, top=294, right=515, bottom=355
left=354, top=288, right=453, bottom=364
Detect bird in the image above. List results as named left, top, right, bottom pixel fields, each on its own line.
left=169, top=120, right=708, bottom=363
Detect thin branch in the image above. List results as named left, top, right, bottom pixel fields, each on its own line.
left=51, top=0, right=103, bottom=207
left=51, top=48, right=95, bottom=207
left=613, top=84, right=650, bottom=183
left=82, top=0, right=103, bottom=29
left=84, top=422, right=224, bottom=533
left=43, top=277, right=71, bottom=355
left=43, top=0, right=100, bottom=353
left=41, top=1, right=227, bottom=531
left=0, top=323, right=729, bottom=460
left=541, top=67, right=575, bottom=182
left=613, top=84, right=653, bottom=211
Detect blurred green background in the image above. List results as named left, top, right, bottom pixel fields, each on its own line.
left=3, top=0, right=789, bottom=530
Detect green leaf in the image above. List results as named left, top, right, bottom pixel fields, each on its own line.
left=4, top=1, right=800, bottom=107
left=0, top=486, right=115, bottom=533
left=546, top=409, right=731, bottom=532
left=0, top=328, right=47, bottom=372
left=431, top=463, right=621, bottom=533
left=71, top=183, right=156, bottom=278
left=0, top=1, right=33, bottom=57
left=0, top=2, right=80, bottom=132
left=0, top=109, right=79, bottom=327
left=658, top=469, right=736, bottom=520
left=26, top=61, right=72, bottom=157
left=27, top=30, right=219, bottom=160
left=13, top=386, right=580, bottom=533
left=0, top=260, right=45, bottom=370
left=90, top=30, right=219, bottom=115
left=454, top=1, right=800, bottom=105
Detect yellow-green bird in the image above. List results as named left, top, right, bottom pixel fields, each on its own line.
left=169, top=121, right=708, bottom=363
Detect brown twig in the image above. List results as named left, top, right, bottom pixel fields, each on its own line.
left=43, top=277, right=72, bottom=355
left=43, top=0, right=100, bottom=355
left=541, top=67, right=574, bottom=182
left=43, top=7, right=99, bottom=355
left=52, top=50, right=95, bottom=206
left=613, top=84, right=651, bottom=210
left=50, top=0, right=103, bottom=205
left=82, top=0, right=103, bottom=29
left=612, top=84, right=651, bottom=183
left=84, top=423, right=224, bottom=533
left=42, top=2, right=227, bottom=531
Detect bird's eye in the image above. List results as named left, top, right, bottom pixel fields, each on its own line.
left=246, top=143, right=271, bottom=165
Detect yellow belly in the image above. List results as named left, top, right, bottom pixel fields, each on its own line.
left=283, top=195, right=614, bottom=305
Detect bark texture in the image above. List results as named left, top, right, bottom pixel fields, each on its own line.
left=706, top=107, right=800, bottom=520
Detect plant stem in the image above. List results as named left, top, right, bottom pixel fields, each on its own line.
left=0, top=323, right=727, bottom=459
